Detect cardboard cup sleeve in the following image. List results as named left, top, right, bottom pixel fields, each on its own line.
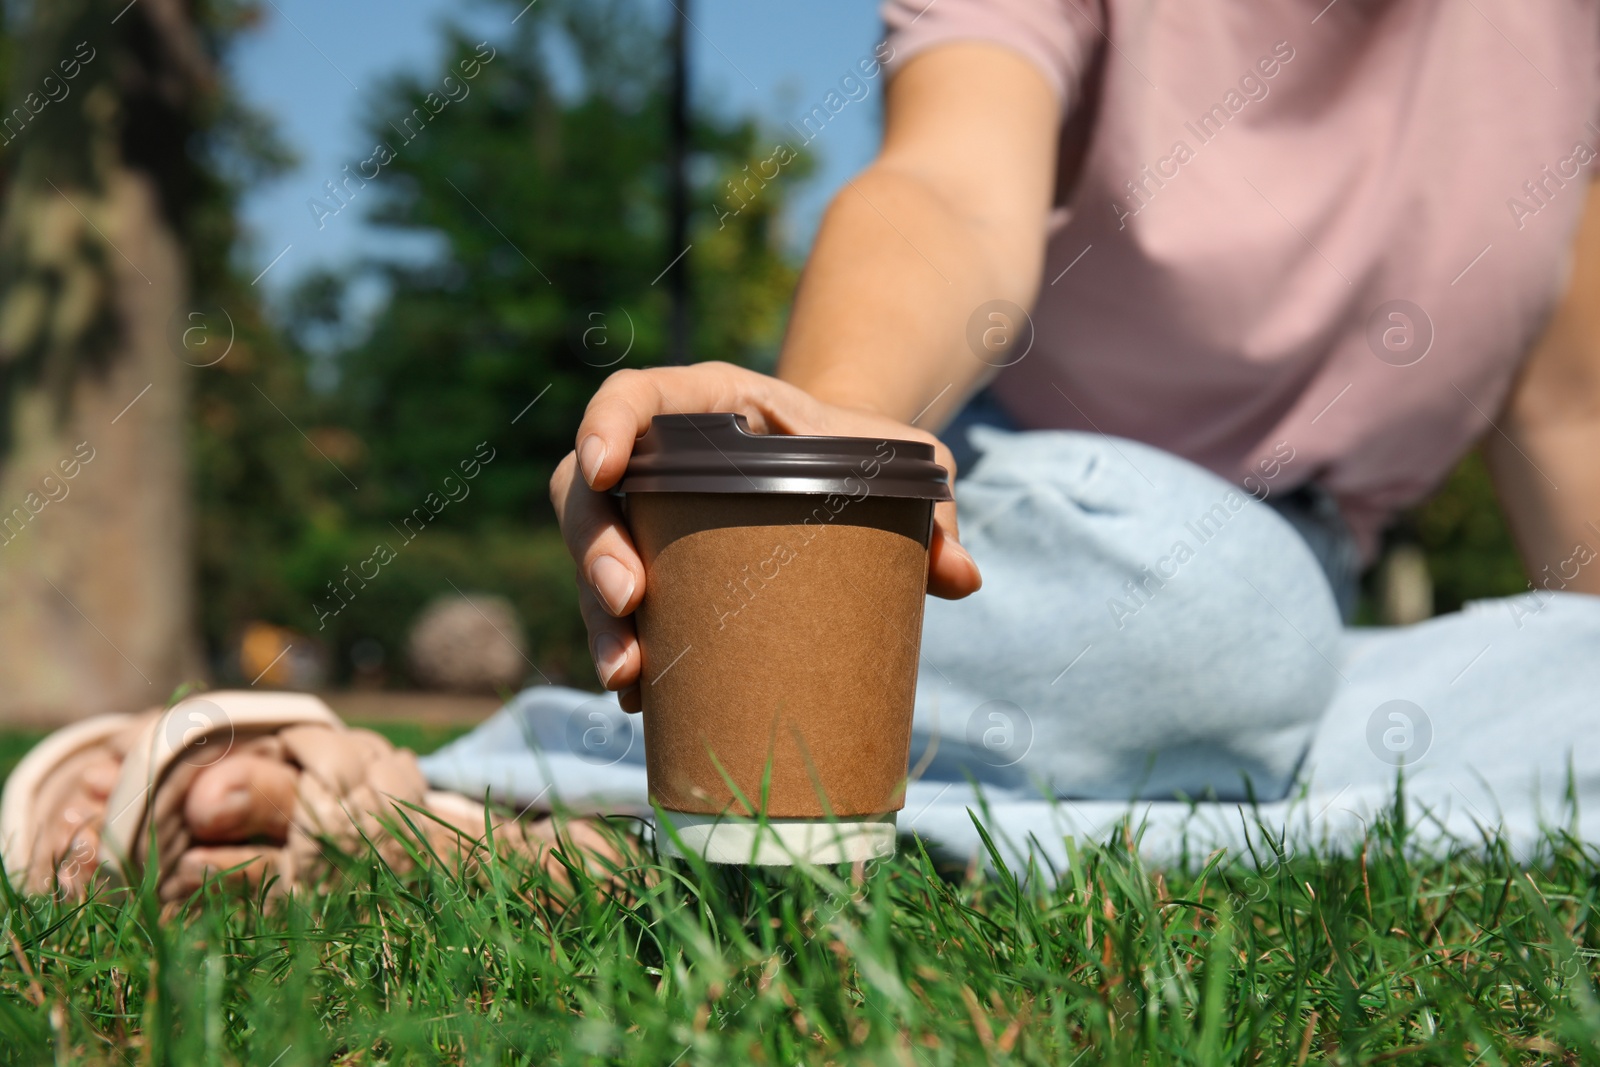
left=618, top=414, right=952, bottom=850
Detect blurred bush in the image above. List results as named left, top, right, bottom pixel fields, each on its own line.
left=1406, top=449, right=1528, bottom=614
left=407, top=593, right=529, bottom=694
left=223, top=521, right=585, bottom=689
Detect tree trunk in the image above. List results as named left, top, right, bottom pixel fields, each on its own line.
left=0, top=0, right=209, bottom=725
left=0, top=174, right=198, bottom=724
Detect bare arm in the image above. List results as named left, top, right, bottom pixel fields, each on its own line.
left=550, top=42, right=1060, bottom=704
left=1487, top=180, right=1600, bottom=593
left=779, top=42, right=1061, bottom=425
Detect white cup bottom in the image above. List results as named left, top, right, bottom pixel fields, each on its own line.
left=656, top=812, right=898, bottom=866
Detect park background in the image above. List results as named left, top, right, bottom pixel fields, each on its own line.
left=0, top=0, right=1525, bottom=726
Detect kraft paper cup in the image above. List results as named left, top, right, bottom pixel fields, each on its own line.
left=618, top=413, right=952, bottom=865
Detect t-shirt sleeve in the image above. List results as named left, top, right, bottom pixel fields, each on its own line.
left=879, top=0, right=1102, bottom=104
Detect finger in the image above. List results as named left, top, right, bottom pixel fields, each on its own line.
left=54, top=828, right=102, bottom=899
left=551, top=450, right=645, bottom=617
left=574, top=363, right=815, bottom=490
left=184, top=754, right=300, bottom=844
left=928, top=520, right=982, bottom=599
left=574, top=366, right=732, bottom=490
left=577, top=583, right=641, bottom=691
left=524, top=816, right=629, bottom=867
left=918, top=437, right=981, bottom=599
left=518, top=818, right=635, bottom=905
left=79, top=751, right=120, bottom=801
left=162, top=846, right=283, bottom=902
left=805, top=406, right=980, bottom=599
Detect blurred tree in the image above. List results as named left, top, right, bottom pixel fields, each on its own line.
left=324, top=0, right=801, bottom=525
left=0, top=0, right=301, bottom=721
left=0, top=0, right=269, bottom=722
left=248, top=0, right=807, bottom=682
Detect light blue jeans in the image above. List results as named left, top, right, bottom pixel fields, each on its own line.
left=940, top=389, right=1363, bottom=620
left=913, top=425, right=1345, bottom=803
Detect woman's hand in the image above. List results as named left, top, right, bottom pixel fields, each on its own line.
left=549, top=362, right=981, bottom=711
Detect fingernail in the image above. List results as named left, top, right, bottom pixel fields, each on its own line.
left=578, top=435, right=608, bottom=486
left=593, top=632, right=627, bottom=687
left=589, top=554, right=635, bottom=615
left=945, top=538, right=975, bottom=567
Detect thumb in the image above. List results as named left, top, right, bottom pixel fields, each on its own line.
left=927, top=509, right=981, bottom=599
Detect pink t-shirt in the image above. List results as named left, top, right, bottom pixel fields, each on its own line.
left=882, top=0, right=1600, bottom=556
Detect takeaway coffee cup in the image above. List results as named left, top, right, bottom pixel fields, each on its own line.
left=617, top=413, right=952, bottom=865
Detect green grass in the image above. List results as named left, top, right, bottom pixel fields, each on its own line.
left=4, top=727, right=1600, bottom=1064
left=345, top=720, right=475, bottom=759
left=0, top=731, right=46, bottom=794
left=3, top=805, right=1600, bottom=1064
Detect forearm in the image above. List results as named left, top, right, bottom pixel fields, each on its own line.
left=777, top=164, right=1040, bottom=428
left=774, top=43, right=1060, bottom=433
left=1487, top=419, right=1600, bottom=595
left=1491, top=180, right=1600, bottom=596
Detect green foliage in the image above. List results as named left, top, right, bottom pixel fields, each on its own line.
left=5, top=803, right=1600, bottom=1063
left=0, top=729, right=43, bottom=790
left=1407, top=450, right=1529, bottom=613
left=313, top=0, right=804, bottom=525
left=192, top=0, right=807, bottom=681
left=278, top=522, right=589, bottom=688
left=0, top=0, right=295, bottom=448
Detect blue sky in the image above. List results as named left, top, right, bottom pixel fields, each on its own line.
left=229, top=0, right=886, bottom=300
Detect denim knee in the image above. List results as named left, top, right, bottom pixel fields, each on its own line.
left=915, top=428, right=1342, bottom=802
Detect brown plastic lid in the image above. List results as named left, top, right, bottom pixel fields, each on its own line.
left=618, top=413, right=952, bottom=500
